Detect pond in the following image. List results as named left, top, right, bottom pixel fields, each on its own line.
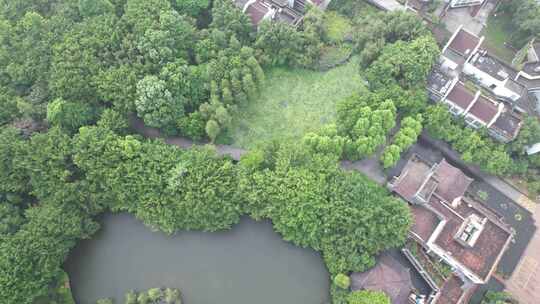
left=64, top=213, right=330, bottom=304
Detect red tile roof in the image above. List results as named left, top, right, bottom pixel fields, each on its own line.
left=410, top=205, right=440, bottom=242
left=433, top=159, right=473, bottom=204
left=467, top=95, right=499, bottom=124
left=448, top=29, right=481, bottom=57
left=392, top=157, right=432, bottom=202
left=246, top=1, right=269, bottom=25
left=446, top=82, right=476, bottom=110
left=430, top=196, right=511, bottom=280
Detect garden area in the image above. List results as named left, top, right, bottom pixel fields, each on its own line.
left=479, top=12, right=517, bottom=63
left=226, top=57, right=365, bottom=148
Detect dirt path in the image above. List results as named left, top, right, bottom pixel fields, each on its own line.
left=130, top=116, right=386, bottom=185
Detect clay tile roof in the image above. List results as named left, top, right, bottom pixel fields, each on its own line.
left=351, top=253, right=413, bottom=304
left=446, top=82, right=476, bottom=110
left=467, top=95, right=499, bottom=124
left=392, top=157, right=432, bottom=202
left=433, top=159, right=473, bottom=203
left=448, top=29, right=481, bottom=57
left=246, top=1, right=269, bottom=25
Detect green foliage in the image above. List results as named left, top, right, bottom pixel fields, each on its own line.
left=97, top=109, right=129, bottom=135
left=481, top=291, right=517, bottom=304
left=354, top=11, right=430, bottom=67
left=381, top=114, right=423, bottom=168
left=125, top=290, right=137, bottom=304
left=333, top=273, right=351, bottom=289
left=78, top=0, right=114, bottom=18
left=164, top=288, right=182, bottom=304
left=254, top=7, right=327, bottom=68
left=239, top=142, right=411, bottom=274
left=504, top=0, right=540, bottom=44
left=173, top=0, right=209, bottom=17
left=365, top=35, right=439, bottom=92
left=209, top=0, right=252, bottom=43
left=0, top=203, right=99, bottom=304
left=424, top=105, right=512, bottom=176
left=46, top=98, right=97, bottom=133
left=347, top=290, right=391, bottom=304
left=0, top=202, right=24, bottom=236
left=136, top=147, right=242, bottom=233
left=135, top=75, right=184, bottom=132
left=0, top=127, right=29, bottom=202
left=336, top=92, right=396, bottom=160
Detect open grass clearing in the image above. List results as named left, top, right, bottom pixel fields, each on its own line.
left=480, top=12, right=518, bottom=63
left=226, top=57, right=365, bottom=148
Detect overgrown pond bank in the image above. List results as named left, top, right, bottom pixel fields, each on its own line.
left=65, top=213, right=330, bottom=304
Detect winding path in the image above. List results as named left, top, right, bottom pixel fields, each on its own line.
left=129, top=116, right=387, bottom=185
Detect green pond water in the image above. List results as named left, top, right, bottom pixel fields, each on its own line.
left=65, top=213, right=330, bottom=304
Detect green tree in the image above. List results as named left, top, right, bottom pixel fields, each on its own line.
left=164, top=288, right=182, bottom=304
left=481, top=291, right=516, bottom=304
left=135, top=75, right=184, bottom=132
left=347, top=290, right=391, bottom=304
left=78, top=0, right=114, bottom=18
left=173, top=0, right=209, bottom=17
left=125, top=290, right=137, bottom=304
left=97, top=109, right=129, bottom=135
left=135, top=147, right=242, bottom=233
left=46, top=98, right=97, bottom=133
left=333, top=273, right=351, bottom=289
left=205, top=119, right=220, bottom=142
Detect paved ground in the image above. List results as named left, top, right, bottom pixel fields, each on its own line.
left=506, top=203, right=540, bottom=304
left=442, top=1, right=495, bottom=35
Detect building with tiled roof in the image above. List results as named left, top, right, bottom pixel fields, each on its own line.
left=234, top=0, right=330, bottom=27
left=428, top=25, right=529, bottom=143
left=429, top=70, right=523, bottom=143
left=388, top=155, right=514, bottom=304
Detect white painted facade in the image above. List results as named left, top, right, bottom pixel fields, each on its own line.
left=463, top=57, right=521, bottom=102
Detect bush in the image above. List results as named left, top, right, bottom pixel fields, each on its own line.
left=347, top=290, right=391, bottom=304
left=333, top=273, right=351, bottom=289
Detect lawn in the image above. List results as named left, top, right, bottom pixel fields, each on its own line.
left=226, top=57, right=365, bottom=148
left=480, top=12, right=518, bottom=63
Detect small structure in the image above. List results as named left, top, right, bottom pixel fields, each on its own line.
left=234, top=0, right=330, bottom=27
left=350, top=253, right=415, bottom=304
left=388, top=155, right=515, bottom=304
left=449, top=0, right=484, bottom=8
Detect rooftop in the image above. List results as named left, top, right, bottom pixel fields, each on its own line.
left=430, top=195, right=512, bottom=280
left=447, top=28, right=481, bottom=58
left=446, top=82, right=476, bottom=110
left=245, top=1, right=269, bottom=25
left=523, top=61, right=540, bottom=77
left=351, top=253, right=414, bottom=304
left=470, top=52, right=510, bottom=81
left=427, top=68, right=453, bottom=97
left=390, top=155, right=514, bottom=283
left=410, top=204, right=441, bottom=242
left=467, top=95, right=499, bottom=124
left=436, top=275, right=472, bottom=304
left=433, top=159, right=473, bottom=204
left=491, top=111, right=522, bottom=139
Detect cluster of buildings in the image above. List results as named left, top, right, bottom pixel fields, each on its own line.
left=429, top=25, right=530, bottom=143
left=388, top=155, right=514, bottom=304
left=233, top=0, right=330, bottom=27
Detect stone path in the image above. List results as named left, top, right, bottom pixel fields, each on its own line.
left=506, top=203, right=540, bottom=304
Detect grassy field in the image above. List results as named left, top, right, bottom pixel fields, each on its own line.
left=226, top=57, right=365, bottom=148
left=480, top=12, right=517, bottom=63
